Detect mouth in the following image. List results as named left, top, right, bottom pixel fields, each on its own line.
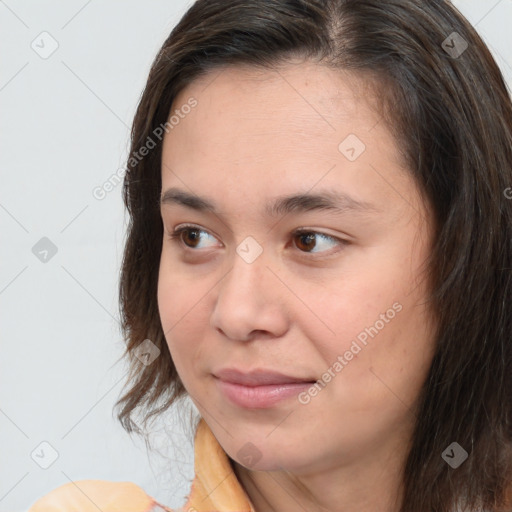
left=213, top=368, right=317, bottom=408
left=214, top=367, right=316, bottom=386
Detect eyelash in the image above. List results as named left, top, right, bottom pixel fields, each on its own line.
left=166, top=223, right=349, bottom=258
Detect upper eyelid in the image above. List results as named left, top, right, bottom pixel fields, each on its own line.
left=172, top=224, right=221, bottom=243
left=171, top=223, right=342, bottom=239
left=169, top=223, right=347, bottom=249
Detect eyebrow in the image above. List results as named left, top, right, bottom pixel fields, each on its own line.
left=160, top=187, right=381, bottom=219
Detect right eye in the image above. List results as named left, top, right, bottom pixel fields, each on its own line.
left=166, top=224, right=220, bottom=250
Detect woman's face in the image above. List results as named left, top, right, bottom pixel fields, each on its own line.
left=157, top=62, right=437, bottom=474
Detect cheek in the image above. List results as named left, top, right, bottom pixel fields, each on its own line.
left=157, top=259, right=214, bottom=377
left=157, top=262, right=192, bottom=360
left=301, top=269, right=400, bottom=363
left=157, top=251, right=202, bottom=328
left=306, top=252, right=435, bottom=400
left=325, top=288, right=435, bottom=415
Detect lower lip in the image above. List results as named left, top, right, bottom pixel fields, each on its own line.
left=215, top=378, right=314, bottom=409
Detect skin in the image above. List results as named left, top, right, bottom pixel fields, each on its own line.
left=157, top=61, right=438, bottom=512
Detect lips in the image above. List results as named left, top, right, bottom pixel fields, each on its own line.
left=213, top=368, right=317, bottom=408
left=213, top=368, right=316, bottom=386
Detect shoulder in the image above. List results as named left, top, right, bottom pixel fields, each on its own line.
left=27, top=479, right=174, bottom=511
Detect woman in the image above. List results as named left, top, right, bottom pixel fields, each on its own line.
left=28, top=0, right=512, bottom=511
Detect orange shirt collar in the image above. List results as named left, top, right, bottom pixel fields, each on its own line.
left=183, top=418, right=256, bottom=512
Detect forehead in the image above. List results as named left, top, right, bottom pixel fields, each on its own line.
left=168, top=62, right=380, bottom=147
left=160, top=62, right=418, bottom=220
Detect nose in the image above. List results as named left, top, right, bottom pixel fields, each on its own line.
left=210, top=250, right=289, bottom=342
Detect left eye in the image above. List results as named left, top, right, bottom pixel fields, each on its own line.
left=292, top=228, right=345, bottom=254
left=166, top=225, right=346, bottom=255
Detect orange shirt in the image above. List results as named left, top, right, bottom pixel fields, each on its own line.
left=27, top=418, right=256, bottom=512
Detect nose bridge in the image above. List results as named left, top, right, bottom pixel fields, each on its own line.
left=210, top=245, right=287, bottom=340
left=221, top=246, right=270, bottom=309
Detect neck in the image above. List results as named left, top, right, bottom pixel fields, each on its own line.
left=231, top=437, right=407, bottom=512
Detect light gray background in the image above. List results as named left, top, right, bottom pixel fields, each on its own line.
left=1, top=1, right=511, bottom=511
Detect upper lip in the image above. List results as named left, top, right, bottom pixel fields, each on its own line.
left=214, top=368, right=316, bottom=386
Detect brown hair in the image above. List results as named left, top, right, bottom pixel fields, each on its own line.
left=114, top=1, right=512, bottom=510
